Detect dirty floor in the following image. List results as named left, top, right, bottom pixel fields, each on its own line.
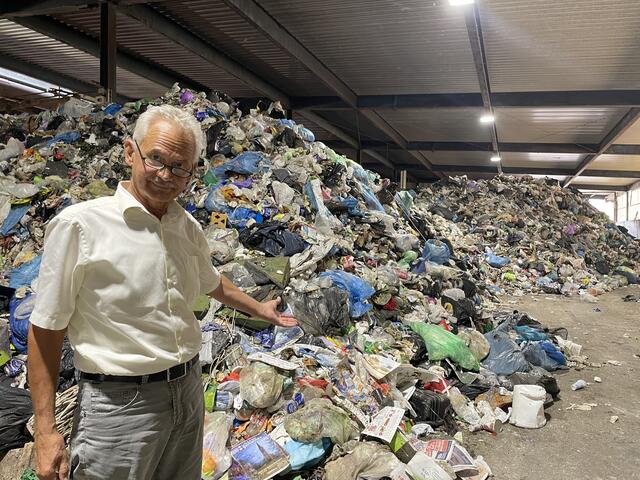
left=1, top=286, right=639, bottom=480
left=467, top=285, right=640, bottom=480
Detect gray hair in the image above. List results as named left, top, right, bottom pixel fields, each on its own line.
left=132, top=105, right=205, bottom=165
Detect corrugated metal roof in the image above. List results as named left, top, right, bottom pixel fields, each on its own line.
left=291, top=111, right=337, bottom=142
left=378, top=108, right=492, bottom=142
left=258, top=0, right=480, bottom=95
left=612, top=118, right=640, bottom=144
left=152, top=0, right=332, bottom=97
left=314, top=110, right=393, bottom=143
left=0, top=19, right=164, bottom=98
left=587, top=154, right=640, bottom=171
left=480, top=0, right=640, bottom=92
left=496, top=107, right=627, bottom=143
left=419, top=151, right=493, bottom=166
left=52, top=10, right=258, bottom=97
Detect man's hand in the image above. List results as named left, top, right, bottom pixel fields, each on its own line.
left=35, top=431, right=69, bottom=480
left=258, top=297, right=298, bottom=327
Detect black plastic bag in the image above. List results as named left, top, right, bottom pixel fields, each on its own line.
left=284, top=287, right=350, bottom=336
left=0, top=385, right=33, bottom=452
left=239, top=222, right=306, bottom=257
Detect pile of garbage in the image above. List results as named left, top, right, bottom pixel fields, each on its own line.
left=0, top=85, right=636, bottom=479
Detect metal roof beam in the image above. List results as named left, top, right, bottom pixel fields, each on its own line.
left=429, top=165, right=640, bottom=178
left=464, top=3, right=501, bottom=173
left=221, top=0, right=438, bottom=177
left=14, top=15, right=209, bottom=94
left=564, top=107, right=640, bottom=187
left=293, top=90, right=640, bottom=110
left=117, top=4, right=289, bottom=106
left=571, top=184, right=629, bottom=192
left=0, top=0, right=177, bottom=18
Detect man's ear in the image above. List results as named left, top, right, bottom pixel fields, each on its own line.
left=123, top=138, right=135, bottom=167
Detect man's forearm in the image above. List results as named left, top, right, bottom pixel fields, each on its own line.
left=28, top=325, right=66, bottom=434
left=209, top=275, right=267, bottom=318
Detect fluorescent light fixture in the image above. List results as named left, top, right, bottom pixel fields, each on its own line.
left=490, top=155, right=501, bottom=162
left=448, top=0, right=474, bottom=5
left=0, top=66, right=72, bottom=97
left=479, top=114, right=495, bottom=124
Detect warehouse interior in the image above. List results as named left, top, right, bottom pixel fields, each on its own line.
left=1, top=1, right=640, bottom=480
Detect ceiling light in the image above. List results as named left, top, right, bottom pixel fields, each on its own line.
left=479, top=114, right=495, bottom=124
left=448, top=0, right=474, bottom=5
left=490, top=155, right=501, bottom=162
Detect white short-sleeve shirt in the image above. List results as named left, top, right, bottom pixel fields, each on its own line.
left=29, top=181, right=220, bottom=375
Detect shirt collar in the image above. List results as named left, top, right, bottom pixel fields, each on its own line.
left=116, top=181, right=183, bottom=222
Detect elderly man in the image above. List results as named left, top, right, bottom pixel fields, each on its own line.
left=27, top=105, right=296, bottom=480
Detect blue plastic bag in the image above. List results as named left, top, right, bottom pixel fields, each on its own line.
left=318, top=270, right=375, bottom=318
left=514, top=325, right=548, bottom=342
left=522, top=342, right=565, bottom=371
left=335, top=196, right=364, bottom=217
left=422, top=239, right=451, bottom=265
left=228, top=207, right=263, bottom=229
left=9, top=293, right=36, bottom=353
left=213, top=151, right=269, bottom=179
left=297, top=127, right=315, bottom=143
left=103, top=103, right=122, bottom=116
left=46, top=131, right=81, bottom=146
left=9, top=256, right=41, bottom=289
left=284, top=438, right=331, bottom=471
left=485, top=252, right=510, bottom=268
left=0, top=205, right=31, bottom=235
left=360, top=185, right=384, bottom=212
left=482, top=330, right=531, bottom=375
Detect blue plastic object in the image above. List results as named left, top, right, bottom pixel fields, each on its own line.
left=103, top=103, right=122, bottom=116
left=45, top=131, right=81, bottom=146
left=9, top=293, right=36, bottom=353
left=9, top=255, right=42, bottom=289
left=422, top=239, right=451, bottom=265
left=522, top=341, right=565, bottom=371
left=514, top=325, right=548, bottom=342
left=0, top=205, right=31, bottom=235
left=360, top=185, right=384, bottom=212
left=213, top=151, right=269, bottom=179
left=297, top=127, right=315, bottom=143
left=228, top=207, right=263, bottom=228
left=485, top=252, right=510, bottom=268
left=284, top=438, right=331, bottom=471
left=318, top=270, right=375, bottom=318
left=335, top=197, right=364, bottom=217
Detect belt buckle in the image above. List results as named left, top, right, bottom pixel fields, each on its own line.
left=167, top=362, right=187, bottom=382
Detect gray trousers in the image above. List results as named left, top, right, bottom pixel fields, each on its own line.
left=69, top=362, right=204, bottom=480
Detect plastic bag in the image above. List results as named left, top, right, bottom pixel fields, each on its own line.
left=485, top=252, right=510, bottom=268
left=284, top=286, right=350, bottom=335
left=9, top=256, right=42, bottom=289
left=522, top=342, right=565, bottom=371
left=238, top=222, right=305, bottom=257
left=284, top=398, right=360, bottom=445
left=514, top=325, right=548, bottom=342
left=394, top=233, right=419, bottom=252
left=323, top=441, right=403, bottom=480
left=0, top=205, right=31, bottom=236
left=0, top=385, right=33, bottom=451
left=239, top=361, right=283, bottom=408
left=359, top=183, right=384, bottom=212
left=204, top=228, right=239, bottom=264
left=0, top=138, right=25, bottom=162
left=213, top=151, right=269, bottom=179
left=271, top=180, right=296, bottom=207
left=410, top=322, right=479, bottom=371
left=9, top=293, right=37, bottom=353
left=482, top=330, right=531, bottom=375
left=284, top=438, right=331, bottom=471
left=457, top=327, right=490, bottom=361
left=422, top=239, right=451, bottom=265
left=202, top=412, right=233, bottom=480
left=318, top=270, right=375, bottom=318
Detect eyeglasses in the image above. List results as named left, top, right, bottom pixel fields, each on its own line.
left=134, top=139, right=193, bottom=178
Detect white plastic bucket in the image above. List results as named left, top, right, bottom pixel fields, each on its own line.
left=510, top=384, right=547, bottom=429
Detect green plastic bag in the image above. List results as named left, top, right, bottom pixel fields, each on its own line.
left=410, top=322, right=480, bottom=371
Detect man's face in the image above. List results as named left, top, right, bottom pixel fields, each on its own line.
left=124, top=119, right=196, bottom=206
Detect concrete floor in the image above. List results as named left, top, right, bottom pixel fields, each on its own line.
left=1, top=286, right=639, bottom=480
left=467, top=285, right=640, bottom=480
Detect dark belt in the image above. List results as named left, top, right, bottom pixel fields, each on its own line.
left=79, top=355, right=199, bottom=384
